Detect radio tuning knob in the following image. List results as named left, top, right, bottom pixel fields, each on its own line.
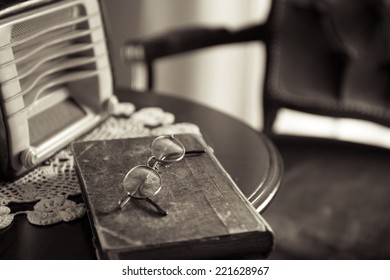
left=20, top=147, right=38, bottom=169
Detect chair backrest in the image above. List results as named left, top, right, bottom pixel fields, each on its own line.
left=263, top=0, right=390, bottom=133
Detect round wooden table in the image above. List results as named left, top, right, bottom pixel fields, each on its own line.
left=0, top=89, right=283, bottom=259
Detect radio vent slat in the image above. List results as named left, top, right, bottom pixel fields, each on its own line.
left=10, top=6, right=77, bottom=42
left=2, top=14, right=98, bottom=51
left=3, top=28, right=98, bottom=67
left=5, top=43, right=101, bottom=83
left=8, top=69, right=105, bottom=116
left=3, top=57, right=101, bottom=105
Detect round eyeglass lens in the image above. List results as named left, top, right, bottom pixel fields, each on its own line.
left=122, top=165, right=162, bottom=198
left=151, top=136, right=185, bottom=162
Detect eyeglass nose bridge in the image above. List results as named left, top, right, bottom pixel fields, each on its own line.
left=147, top=155, right=159, bottom=169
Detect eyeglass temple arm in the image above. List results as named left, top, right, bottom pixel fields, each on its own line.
left=145, top=197, right=167, bottom=216
left=157, top=149, right=206, bottom=162
left=118, top=193, right=167, bottom=216
left=185, top=149, right=206, bottom=157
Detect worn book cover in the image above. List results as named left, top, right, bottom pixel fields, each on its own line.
left=71, top=133, right=274, bottom=259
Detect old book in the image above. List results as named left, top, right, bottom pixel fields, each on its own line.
left=71, top=133, right=274, bottom=259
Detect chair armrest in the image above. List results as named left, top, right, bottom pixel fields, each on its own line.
left=121, top=24, right=267, bottom=90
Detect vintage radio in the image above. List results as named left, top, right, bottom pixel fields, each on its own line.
left=0, top=0, right=116, bottom=179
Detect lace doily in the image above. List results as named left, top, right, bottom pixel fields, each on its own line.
left=0, top=102, right=201, bottom=229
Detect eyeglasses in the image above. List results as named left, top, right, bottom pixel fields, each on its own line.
left=118, top=135, right=205, bottom=215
